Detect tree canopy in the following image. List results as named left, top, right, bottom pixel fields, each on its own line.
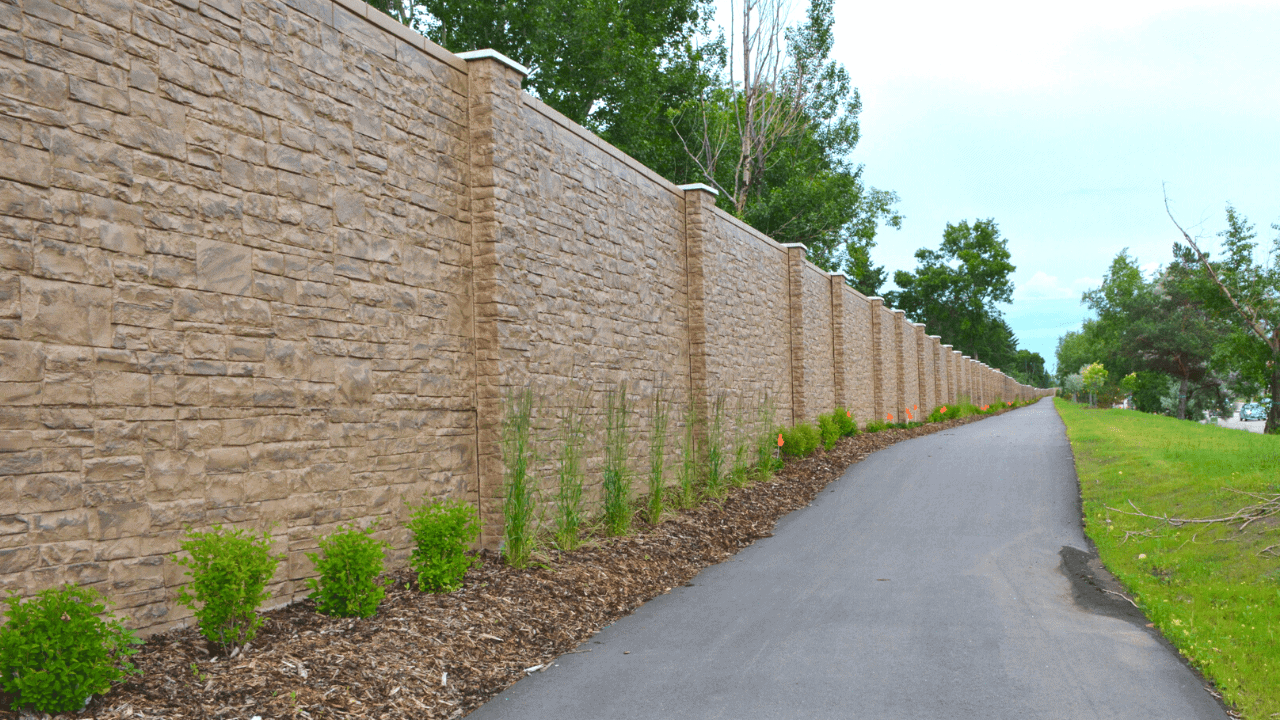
left=887, top=219, right=1020, bottom=368
left=375, top=0, right=903, bottom=296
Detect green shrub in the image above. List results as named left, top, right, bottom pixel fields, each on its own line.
left=779, top=423, right=820, bottom=457
left=834, top=407, right=857, bottom=436
left=501, top=387, right=538, bottom=567
left=174, top=525, right=281, bottom=651
left=863, top=420, right=888, bottom=433
left=602, top=383, right=633, bottom=535
left=817, top=412, right=841, bottom=450
left=0, top=585, right=140, bottom=714
left=406, top=497, right=481, bottom=592
left=306, top=523, right=388, bottom=618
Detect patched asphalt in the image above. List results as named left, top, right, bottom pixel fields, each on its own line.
left=466, top=397, right=1229, bottom=720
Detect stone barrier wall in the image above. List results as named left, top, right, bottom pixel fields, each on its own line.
left=0, top=0, right=1053, bottom=631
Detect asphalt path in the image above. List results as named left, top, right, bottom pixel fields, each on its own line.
left=467, top=397, right=1228, bottom=720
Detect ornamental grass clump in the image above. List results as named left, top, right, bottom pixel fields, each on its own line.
left=673, top=395, right=700, bottom=509
left=754, top=393, right=782, bottom=479
left=306, top=522, right=389, bottom=618
left=728, top=395, right=754, bottom=487
left=174, top=525, right=282, bottom=651
left=501, top=387, right=539, bottom=567
left=406, top=497, right=481, bottom=591
left=553, top=387, right=588, bottom=551
left=702, top=393, right=728, bottom=498
left=0, top=585, right=141, bottom=714
left=645, top=384, right=670, bottom=524
left=602, top=382, right=633, bottom=536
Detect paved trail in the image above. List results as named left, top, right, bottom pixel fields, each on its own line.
left=468, top=398, right=1228, bottom=720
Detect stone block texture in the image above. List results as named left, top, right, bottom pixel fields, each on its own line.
left=0, top=0, right=1049, bottom=631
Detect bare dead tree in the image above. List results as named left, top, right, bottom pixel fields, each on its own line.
left=674, top=0, right=824, bottom=214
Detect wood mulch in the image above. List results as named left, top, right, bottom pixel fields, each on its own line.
left=3, top=409, right=1019, bottom=720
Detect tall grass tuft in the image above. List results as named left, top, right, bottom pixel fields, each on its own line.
left=645, top=383, right=670, bottom=524
left=501, top=387, right=538, bottom=568
left=703, top=392, right=727, bottom=498
left=754, top=392, right=781, bottom=480
left=729, top=394, right=753, bottom=487
left=602, top=382, right=632, bottom=536
left=673, top=392, right=700, bottom=509
left=553, top=385, right=588, bottom=551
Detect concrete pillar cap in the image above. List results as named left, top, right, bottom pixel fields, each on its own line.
left=456, top=49, right=530, bottom=76
left=678, top=183, right=719, bottom=196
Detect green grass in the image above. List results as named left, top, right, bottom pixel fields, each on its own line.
left=1054, top=398, right=1280, bottom=718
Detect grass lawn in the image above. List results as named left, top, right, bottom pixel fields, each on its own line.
left=1054, top=398, right=1280, bottom=718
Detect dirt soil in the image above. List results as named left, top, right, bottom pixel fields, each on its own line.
left=2, top=410, right=1018, bottom=720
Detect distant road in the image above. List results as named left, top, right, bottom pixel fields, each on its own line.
left=1216, top=416, right=1267, bottom=434
left=467, top=397, right=1228, bottom=720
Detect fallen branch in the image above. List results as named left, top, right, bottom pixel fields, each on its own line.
left=1106, top=491, right=1280, bottom=531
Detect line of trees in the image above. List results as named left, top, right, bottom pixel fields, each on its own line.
left=378, top=0, right=903, bottom=287
left=371, top=0, right=1050, bottom=388
left=1055, top=202, right=1280, bottom=434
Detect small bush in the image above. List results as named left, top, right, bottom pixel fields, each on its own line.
left=406, top=497, right=481, bottom=592
left=779, top=423, right=820, bottom=457
left=174, top=525, right=281, bottom=651
left=0, top=585, right=140, bottom=713
left=834, top=407, right=857, bottom=436
left=863, top=420, right=888, bottom=433
left=306, top=522, right=388, bottom=618
left=817, top=412, right=841, bottom=450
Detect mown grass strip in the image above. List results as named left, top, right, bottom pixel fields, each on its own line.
left=1054, top=398, right=1280, bottom=718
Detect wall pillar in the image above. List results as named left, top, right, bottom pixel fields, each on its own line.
left=931, top=336, right=945, bottom=409
left=913, top=323, right=928, bottom=415
left=830, top=274, right=847, bottom=411
left=869, top=297, right=885, bottom=422
left=891, top=309, right=907, bottom=421
left=463, top=49, right=530, bottom=549
left=678, top=183, right=718, bottom=439
left=784, top=243, right=808, bottom=424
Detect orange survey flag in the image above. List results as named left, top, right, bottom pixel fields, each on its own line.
left=846, top=410, right=851, bottom=418
left=887, top=413, right=894, bottom=421
left=941, top=406, right=947, bottom=413
left=777, top=433, right=784, bottom=447
left=906, top=409, right=913, bottom=420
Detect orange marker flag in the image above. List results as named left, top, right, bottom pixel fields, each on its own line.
left=777, top=433, right=784, bottom=447
left=906, top=409, right=913, bottom=420
left=846, top=410, right=851, bottom=418
left=887, top=413, right=894, bottom=421
left=941, top=406, right=947, bottom=413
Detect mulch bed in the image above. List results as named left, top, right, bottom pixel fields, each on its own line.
left=4, top=409, right=1019, bottom=720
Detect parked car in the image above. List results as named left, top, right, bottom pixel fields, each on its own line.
left=1240, top=403, right=1267, bottom=421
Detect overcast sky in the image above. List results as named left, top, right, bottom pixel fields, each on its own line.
left=716, top=0, right=1280, bottom=373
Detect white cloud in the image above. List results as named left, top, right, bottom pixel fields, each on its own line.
left=1015, top=271, right=1099, bottom=301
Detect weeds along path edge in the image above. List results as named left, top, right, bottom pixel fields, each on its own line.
left=44, top=406, right=1030, bottom=720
